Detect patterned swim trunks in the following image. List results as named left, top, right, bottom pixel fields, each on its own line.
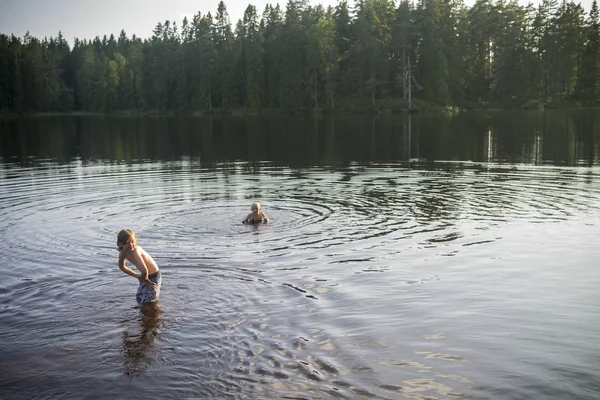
left=136, top=271, right=162, bottom=304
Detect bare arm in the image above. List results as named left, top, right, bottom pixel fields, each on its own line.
left=261, top=212, right=270, bottom=223
left=119, top=250, right=156, bottom=289
left=119, top=251, right=140, bottom=279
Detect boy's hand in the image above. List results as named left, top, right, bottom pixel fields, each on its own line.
left=144, top=279, right=157, bottom=289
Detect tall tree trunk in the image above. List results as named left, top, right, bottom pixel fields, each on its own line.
left=314, top=70, right=318, bottom=108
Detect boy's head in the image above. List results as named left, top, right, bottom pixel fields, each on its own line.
left=251, top=202, right=261, bottom=213
left=117, top=228, right=136, bottom=251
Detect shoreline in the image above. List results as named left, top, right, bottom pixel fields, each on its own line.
left=1, top=104, right=597, bottom=119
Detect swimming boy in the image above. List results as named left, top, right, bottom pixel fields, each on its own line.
left=117, top=229, right=162, bottom=304
left=242, top=202, right=270, bottom=224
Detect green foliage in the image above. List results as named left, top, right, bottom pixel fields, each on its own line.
left=576, top=0, right=600, bottom=105
left=0, top=0, right=599, bottom=114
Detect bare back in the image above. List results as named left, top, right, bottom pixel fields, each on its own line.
left=123, top=246, right=160, bottom=275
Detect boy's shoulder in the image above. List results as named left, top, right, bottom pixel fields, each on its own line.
left=136, top=245, right=148, bottom=255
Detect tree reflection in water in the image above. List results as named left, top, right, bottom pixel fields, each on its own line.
left=121, top=301, right=163, bottom=377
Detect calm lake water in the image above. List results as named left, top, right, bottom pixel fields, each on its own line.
left=1, top=111, right=600, bottom=399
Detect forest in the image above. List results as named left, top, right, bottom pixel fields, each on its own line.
left=0, top=0, right=599, bottom=114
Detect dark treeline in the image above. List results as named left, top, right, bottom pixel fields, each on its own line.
left=1, top=0, right=599, bottom=114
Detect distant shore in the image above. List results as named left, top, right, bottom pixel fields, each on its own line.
left=2, top=102, right=596, bottom=119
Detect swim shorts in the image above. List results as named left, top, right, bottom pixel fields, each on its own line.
left=136, top=271, right=162, bottom=304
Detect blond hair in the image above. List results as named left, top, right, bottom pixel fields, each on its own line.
left=117, top=228, right=136, bottom=250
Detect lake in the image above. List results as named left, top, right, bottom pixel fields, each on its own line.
left=1, top=111, right=599, bottom=399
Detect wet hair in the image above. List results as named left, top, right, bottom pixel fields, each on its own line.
left=252, top=202, right=261, bottom=211
left=117, top=229, right=136, bottom=251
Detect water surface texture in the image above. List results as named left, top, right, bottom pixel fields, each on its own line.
left=1, top=112, right=600, bottom=399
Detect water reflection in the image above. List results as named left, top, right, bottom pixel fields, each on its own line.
left=2, top=112, right=600, bottom=399
left=122, top=301, right=163, bottom=377
left=1, top=110, right=599, bottom=166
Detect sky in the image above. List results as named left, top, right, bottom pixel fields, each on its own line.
left=0, top=0, right=595, bottom=45
left=0, top=0, right=334, bottom=44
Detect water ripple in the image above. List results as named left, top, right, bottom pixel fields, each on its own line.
left=2, top=159, right=600, bottom=399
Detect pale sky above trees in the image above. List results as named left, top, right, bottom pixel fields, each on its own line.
left=0, top=0, right=339, bottom=44
left=0, top=0, right=594, bottom=45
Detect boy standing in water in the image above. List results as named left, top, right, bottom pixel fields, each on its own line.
left=242, top=202, right=270, bottom=224
left=117, top=229, right=162, bottom=304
